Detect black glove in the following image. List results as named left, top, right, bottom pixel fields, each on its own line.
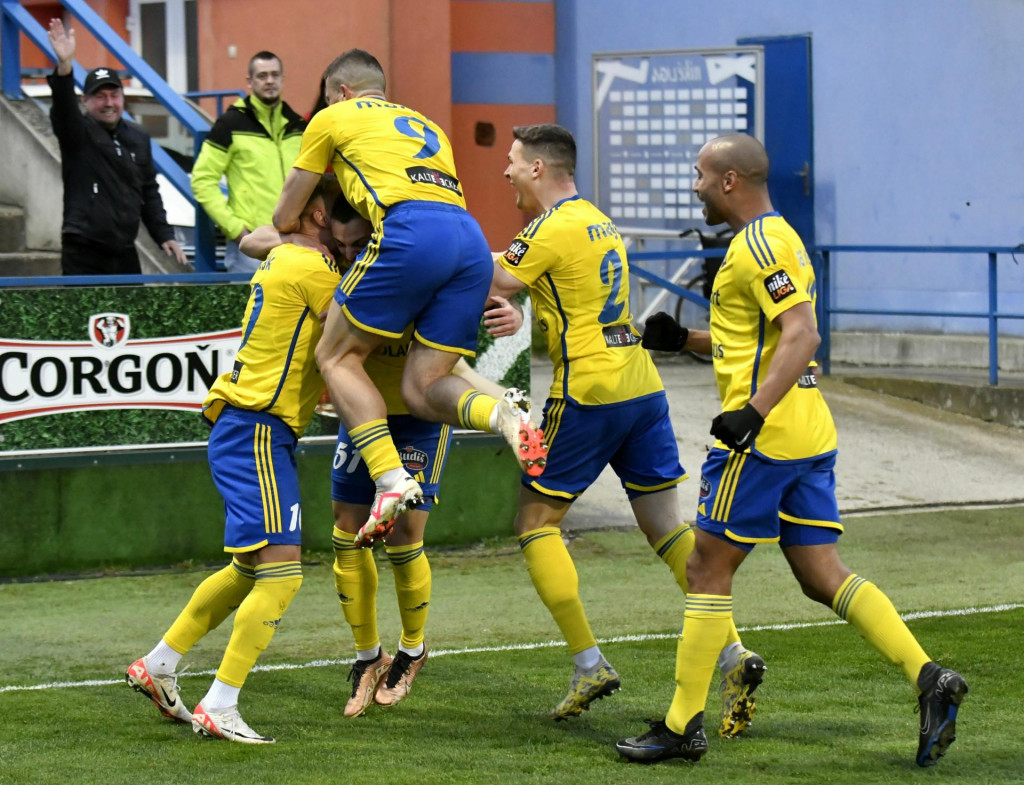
left=710, top=404, right=765, bottom=451
left=642, top=311, right=689, bottom=352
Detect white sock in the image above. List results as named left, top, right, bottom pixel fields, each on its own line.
left=145, top=639, right=183, bottom=675
left=356, top=646, right=382, bottom=662
left=488, top=403, right=500, bottom=432
left=398, top=643, right=424, bottom=659
left=573, top=646, right=601, bottom=670
left=201, top=678, right=241, bottom=711
left=377, top=467, right=408, bottom=491
left=718, top=640, right=743, bottom=670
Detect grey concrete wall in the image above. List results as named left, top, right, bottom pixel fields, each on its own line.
left=832, top=332, right=1024, bottom=373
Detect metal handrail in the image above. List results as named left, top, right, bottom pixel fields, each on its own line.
left=184, top=89, right=245, bottom=118
left=0, top=0, right=218, bottom=271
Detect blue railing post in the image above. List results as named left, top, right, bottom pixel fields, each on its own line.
left=190, top=128, right=217, bottom=272
left=1, top=0, right=23, bottom=98
left=988, top=252, right=998, bottom=386
left=817, top=249, right=832, bottom=375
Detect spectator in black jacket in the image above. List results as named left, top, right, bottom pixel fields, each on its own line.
left=46, top=18, right=188, bottom=275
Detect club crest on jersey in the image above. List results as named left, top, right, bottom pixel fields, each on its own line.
left=764, top=270, right=797, bottom=303
left=89, top=313, right=130, bottom=348
left=399, top=445, right=429, bottom=472
left=699, top=476, right=711, bottom=498
left=503, top=240, right=529, bottom=266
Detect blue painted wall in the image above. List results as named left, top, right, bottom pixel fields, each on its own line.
left=553, top=0, right=1024, bottom=335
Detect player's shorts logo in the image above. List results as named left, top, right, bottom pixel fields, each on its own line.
left=699, top=475, right=711, bottom=498
left=89, top=313, right=130, bottom=348
left=399, top=446, right=429, bottom=472
left=503, top=240, right=530, bottom=266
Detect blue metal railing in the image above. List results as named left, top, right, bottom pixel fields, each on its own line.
left=184, top=89, right=245, bottom=118
left=0, top=0, right=218, bottom=270
left=631, top=244, right=1023, bottom=387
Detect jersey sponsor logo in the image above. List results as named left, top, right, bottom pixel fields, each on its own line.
left=699, top=476, right=711, bottom=498
left=404, top=166, right=462, bottom=195
left=764, top=270, right=797, bottom=303
left=797, top=367, right=818, bottom=388
left=231, top=359, right=244, bottom=383
left=399, top=445, right=429, bottom=472
left=601, top=324, right=640, bottom=348
left=503, top=239, right=529, bottom=266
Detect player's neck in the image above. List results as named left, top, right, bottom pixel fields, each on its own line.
left=730, top=196, right=775, bottom=231
left=538, top=182, right=578, bottom=212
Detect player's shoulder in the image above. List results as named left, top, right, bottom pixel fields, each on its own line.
left=265, top=244, right=341, bottom=275
left=519, top=195, right=599, bottom=240
left=736, top=212, right=804, bottom=268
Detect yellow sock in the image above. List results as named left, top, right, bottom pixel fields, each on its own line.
left=332, top=528, right=380, bottom=652
left=348, top=419, right=403, bottom=481
left=386, top=541, right=431, bottom=649
left=833, top=574, right=931, bottom=685
left=216, top=561, right=302, bottom=688
left=518, top=527, right=597, bottom=654
left=163, top=558, right=255, bottom=654
left=666, top=594, right=734, bottom=734
left=456, top=389, right=500, bottom=433
left=653, top=525, right=741, bottom=648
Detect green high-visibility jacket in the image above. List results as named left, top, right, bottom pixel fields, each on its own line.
left=191, top=94, right=306, bottom=240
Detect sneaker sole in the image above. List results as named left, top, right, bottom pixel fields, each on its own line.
left=552, top=677, right=621, bottom=721
left=125, top=665, right=192, bottom=724
left=917, top=677, right=968, bottom=767
left=518, top=426, right=548, bottom=478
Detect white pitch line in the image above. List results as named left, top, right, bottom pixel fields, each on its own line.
left=2, top=603, right=1020, bottom=695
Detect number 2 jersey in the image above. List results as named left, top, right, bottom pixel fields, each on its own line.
left=497, top=195, right=663, bottom=406
left=711, top=211, right=837, bottom=461
left=291, top=97, right=465, bottom=229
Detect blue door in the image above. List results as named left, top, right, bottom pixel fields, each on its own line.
left=738, top=34, right=814, bottom=247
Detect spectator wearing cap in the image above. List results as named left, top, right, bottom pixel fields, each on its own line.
left=46, top=18, right=187, bottom=275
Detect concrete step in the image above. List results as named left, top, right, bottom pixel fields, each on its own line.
left=0, top=204, right=26, bottom=253
left=0, top=251, right=61, bottom=277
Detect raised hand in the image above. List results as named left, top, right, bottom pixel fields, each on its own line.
left=47, top=19, right=76, bottom=73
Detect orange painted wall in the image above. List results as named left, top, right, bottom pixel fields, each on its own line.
left=389, top=0, right=451, bottom=133
left=17, top=0, right=129, bottom=73
left=452, top=103, right=556, bottom=249
left=450, top=0, right=553, bottom=53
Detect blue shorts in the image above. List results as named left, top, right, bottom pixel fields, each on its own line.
left=696, top=447, right=843, bottom=551
left=334, top=201, right=492, bottom=355
left=207, top=407, right=303, bottom=552
left=525, top=392, right=686, bottom=501
left=331, top=414, right=452, bottom=512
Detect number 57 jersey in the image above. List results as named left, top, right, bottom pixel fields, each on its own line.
left=497, top=195, right=663, bottom=406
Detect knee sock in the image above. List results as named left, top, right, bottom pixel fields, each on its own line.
left=348, top=419, right=403, bottom=481
left=833, top=574, right=931, bottom=686
left=386, top=541, right=431, bottom=652
left=332, top=528, right=380, bottom=653
left=162, top=558, right=256, bottom=661
left=214, top=561, right=302, bottom=690
left=518, top=527, right=597, bottom=655
left=456, top=389, right=500, bottom=433
left=666, top=594, right=734, bottom=734
left=653, top=525, right=741, bottom=649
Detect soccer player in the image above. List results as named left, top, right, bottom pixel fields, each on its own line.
left=617, top=134, right=968, bottom=766
left=125, top=175, right=344, bottom=744
left=273, top=50, right=546, bottom=545
left=488, top=124, right=765, bottom=726
left=242, top=199, right=519, bottom=717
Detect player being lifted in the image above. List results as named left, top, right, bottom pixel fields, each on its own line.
left=487, top=124, right=766, bottom=728
left=617, top=133, right=967, bottom=767
left=273, top=50, right=546, bottom=547
left=126, top=175, right=344, bottom=744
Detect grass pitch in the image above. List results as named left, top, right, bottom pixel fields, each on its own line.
left=1, top=507, right=1022, bottom=784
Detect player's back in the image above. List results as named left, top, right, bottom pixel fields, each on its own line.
left=295, top=98, right=465, bottom=229
left=203, top=244, right=341, bottom=436
left=501, top=196, right=663, bottom=406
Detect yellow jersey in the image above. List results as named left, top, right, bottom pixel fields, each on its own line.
left=497, top=196, right=663, bottom=406
left=291, top=97, right=465, bottom=230
left=366, top=325, right=414, bottom=416
left=710, top=212, right=837, bottom=461
left=203, top=243, right=341, bottom=436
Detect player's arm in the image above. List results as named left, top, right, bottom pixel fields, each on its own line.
left=641, top=312, right=711, bottom=354
left=273, top=168, right=320, bottom=233
left=747, top=301, right=820, bottom=417
left=238, top=225, right=281, bottom=260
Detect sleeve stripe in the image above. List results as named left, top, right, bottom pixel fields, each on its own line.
left=744, top=222, right=769, bottom=269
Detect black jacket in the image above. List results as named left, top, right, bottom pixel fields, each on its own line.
left=47, top=70, right=174, bottom=250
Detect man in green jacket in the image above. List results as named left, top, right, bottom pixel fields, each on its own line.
left=191, top=51, right=306, bottom=274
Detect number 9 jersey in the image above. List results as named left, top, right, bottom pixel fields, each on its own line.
left=292, top=97, right=465, bottom=230
left=497, top=195, right=663, bottom=406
